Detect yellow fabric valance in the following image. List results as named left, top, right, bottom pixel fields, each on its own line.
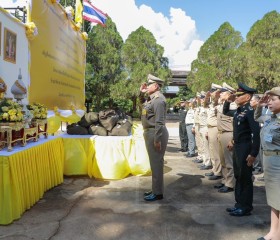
left=0, top=137, right=64, bottom=225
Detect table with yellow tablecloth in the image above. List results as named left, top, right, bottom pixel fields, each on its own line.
left=0, top=136, right=64, bottom=225
left=0, top=123, right=150, bottom=225
left=61, top=133, right=151, bottom=179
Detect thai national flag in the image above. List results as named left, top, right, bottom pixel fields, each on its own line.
left=83, top=0, right=107, bottom=26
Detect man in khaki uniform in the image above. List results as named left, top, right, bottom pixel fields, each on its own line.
left=205, top=84, right=222, bottom=180
left=198, top=91, right=212, bottom=170
left=216, top=82, right=237, bottom=193
left=139, top=74, right=169, bottom=201
left=192, top=93, right=203, bottom=163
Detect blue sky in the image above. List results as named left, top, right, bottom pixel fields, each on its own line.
left=1, top=0, right=279, bottom=70
left=135, top=0, right=280, bottom=41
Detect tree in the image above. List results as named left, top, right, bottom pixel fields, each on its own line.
left=176, top=86, right=194, bottom=102
left=188, top=22, right=243, bottom=92
left=85, top=17, right=124, bottom=111
left=244, top=11, right=280, bottom=91
left=115, top=26, right=171, bottom=113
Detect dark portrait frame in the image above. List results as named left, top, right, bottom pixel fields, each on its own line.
left=4, top=27, right=17, bottom=64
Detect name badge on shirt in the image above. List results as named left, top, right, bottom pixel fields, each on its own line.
left=264, top=134, right=273, bottom=143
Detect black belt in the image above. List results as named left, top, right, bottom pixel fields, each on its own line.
left=218, top=130, right=233, bottom=133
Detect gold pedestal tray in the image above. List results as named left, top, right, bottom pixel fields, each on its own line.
left=32, top=119, right=48, bottom=139
left=0, top=126, right=12, bottom=151
left=23, top=124, right=39, bottom=146
left=0, top=122, right=25, bottom=151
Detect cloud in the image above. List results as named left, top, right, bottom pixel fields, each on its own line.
left=91, top=0, right=203, bottom=70
left=1, top=0, right=27, bottom=7
left=0, top=0, right=203, bottom=70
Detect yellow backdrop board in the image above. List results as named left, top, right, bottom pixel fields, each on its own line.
left=29, top=1, right=86, bottom=109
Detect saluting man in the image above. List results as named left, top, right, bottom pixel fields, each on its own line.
left=205, top=83, right=222, bottom=180
left=223, top=83, right=260, bottom=216
left=192, top=93, right=203, bottom=163
left=198, top=91, right=212, bottom=170
left=139, top=74, right=169, bottom=202
left=216, top=82, right=237, bottom=193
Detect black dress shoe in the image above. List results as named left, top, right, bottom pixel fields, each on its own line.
left=144, top=193, right=163, bottom=201
left=186, top=153, right=196, bottom=158
left=214, top=183, right=224, bottom=189
left=229, top=208, right=251, bottom=217
left=178, top=148, right=187, bottom=152
left=218, top=186, right=234, bottom=193
left=257, top=237, right=265, bottom=240
left=226, top=207, right=238, bottom=213
left=208, top=175, right=222, bottom=180
left=193, top=159, right=203, bottom=163
left=200, top=165, right=212, bottom=170
left=205, top=172, right=214, bottom=177
left=144, top=190, right=152, bottom=196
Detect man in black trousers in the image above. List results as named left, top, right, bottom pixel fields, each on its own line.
left=223, top=83, right=260, bottom=217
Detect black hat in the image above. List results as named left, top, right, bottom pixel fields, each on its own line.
left=235, top=83, right=256, bottom=96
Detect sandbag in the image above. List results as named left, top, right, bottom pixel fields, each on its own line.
left=67, top=124, right=89, bottom=135
left=109, top=118, right=132, bottom=136
left=99, top=109, right=119, bottom=131
left=88, top=124, right=108, bottom=136
left=78, top=112, right=99, bottom=128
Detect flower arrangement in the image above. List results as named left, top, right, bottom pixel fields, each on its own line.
left=25, top=22, right=38, bottom=41
left=27, top=102, right=48, bottom=119
left=0, top=98, right=23, bottom=122
left=82, top=32, right=88, bottom=40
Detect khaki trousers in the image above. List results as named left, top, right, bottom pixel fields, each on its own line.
left=195, top=124, right=203, bottom=159
left=143, top=127, right=169, bottom=195
left=208, top=126, right=221, bottom=176
left=199, top=126, right=211, bottom=166
left=218, top=131, right=235, bottom=188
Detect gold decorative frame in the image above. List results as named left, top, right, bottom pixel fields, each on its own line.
left=4, top=27, right=17, bottom=64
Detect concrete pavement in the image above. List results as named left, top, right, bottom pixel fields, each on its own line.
left=0, top=124, right=269, bottom=240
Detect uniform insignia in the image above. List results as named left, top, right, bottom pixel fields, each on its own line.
left=142, top=109, right=147, bottom=116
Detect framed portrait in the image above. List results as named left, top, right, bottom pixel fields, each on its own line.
left=4, top=28, right=17, bottom=64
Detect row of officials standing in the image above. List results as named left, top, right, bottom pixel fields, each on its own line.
left=183, top=82, right=261, bottom=217
left=139, top=74, right=280, bottom=240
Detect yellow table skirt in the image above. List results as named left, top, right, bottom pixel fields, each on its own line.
left=0, top=124, right=150, bottom=225
left=0, top=137, right=64, bottom=225
left=62, top=134, right=151, bottom=180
